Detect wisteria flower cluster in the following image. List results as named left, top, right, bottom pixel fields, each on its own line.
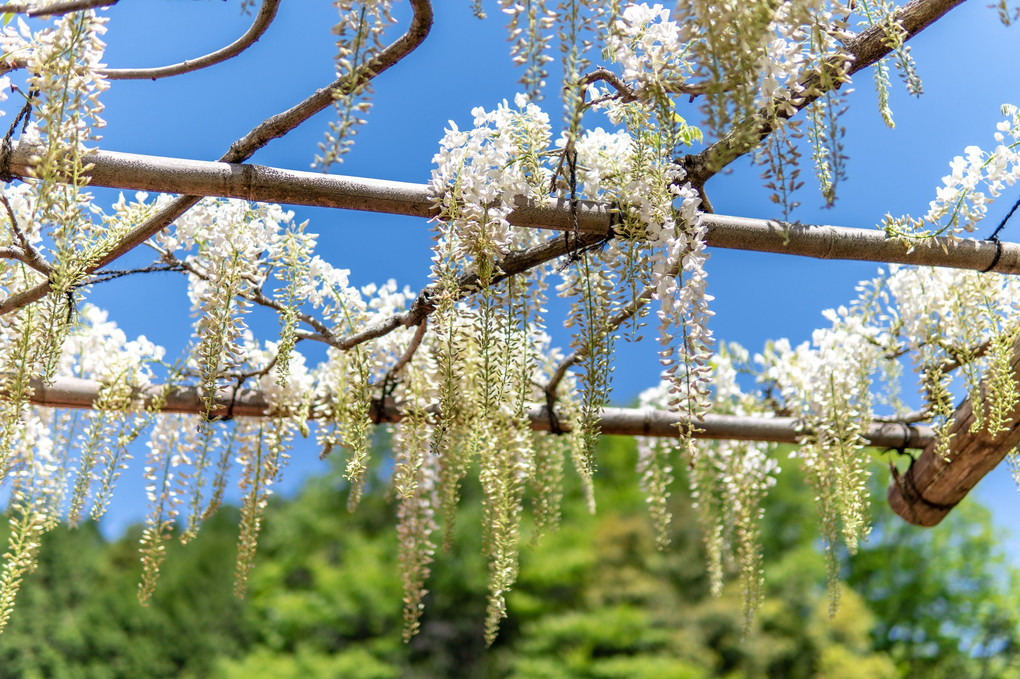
left=606, top=3, right=692, bottom=97
left=753, top=261, right=1020, bottom=608
left=430, top=94, right=552, bottom=268
left=639, top=343, right=779, bottom=631
left=885, top=104, right=1020, bottom=240
left=317, top=0, right=397, bottom=168
left=425, top=88, right=717, bottom=639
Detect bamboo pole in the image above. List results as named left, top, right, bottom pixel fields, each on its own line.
left=8, top=143, right=1020, bottom=275
left=27, top=376, right=932, bottom=448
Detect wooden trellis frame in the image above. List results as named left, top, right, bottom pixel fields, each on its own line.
left=0, top=0, right=1003, bottom=530
left=7, top=141, right=1014, bottom=527
left=24, top=375, right=936, bottom=448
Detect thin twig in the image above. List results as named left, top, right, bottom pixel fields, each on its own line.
left=322, top=231, right=606, bottom=352
left=579, top=66, right=639, bottom=103
left=546, top=282, right=656, bottom=399
left=153, top=247, right=340, bottom=346
left=85, top=263, right=186, bottom=286
left=0, top=194, right=30, bottom=253
left=175, top=351, right=283, bottom=390
left=0, top=192, right=50, bottom=275
left=580, top=65, right=717, bottom=104
left=388, top=318, right=428, bottom=377
left=0, top=58, right=25, bottom=78
left=0, top=0, right=116, bottom=17
left=100, top=0, right=282, bottom=81
left=225, top=353, right=281, bottom=384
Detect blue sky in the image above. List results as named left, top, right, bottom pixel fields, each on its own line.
left=65, top=1, right=1020, bottom=549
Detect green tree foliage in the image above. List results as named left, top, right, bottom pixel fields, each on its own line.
left=0, top=512, right=249, bottom=679
left=0, top=437, right=1018, bottom=678
left=848, top=482, right=1020, bottom=678
left=206, top=437, right=1020, bottom=678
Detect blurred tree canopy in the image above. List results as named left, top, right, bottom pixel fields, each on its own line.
left=0, top=436, right=1018, bottom=678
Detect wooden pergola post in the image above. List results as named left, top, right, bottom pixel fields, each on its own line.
left=888, top=347, right=1020, bottom=526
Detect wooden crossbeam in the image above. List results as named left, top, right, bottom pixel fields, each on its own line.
left=8, top=143, right=1020, bottom=275
left=27, top=376, right=932, bottom=448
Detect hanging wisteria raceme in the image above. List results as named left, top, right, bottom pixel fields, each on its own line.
left=639, top=343, right=779, bottom=632
left=758, top=307, right=881, bottom=613
left=498, top=0, right=556, bottom=98
left=429, top=94, right=552, bottom=264
left=0, top=0, right=1015, bottom=648
left=750, top=260, right=1020, bottom=609
left=885, top=104, right=1020, bottom=240
left=317, top=0, right=397, bottom=168
left=0, top=302, right=164, bottom=631
left=0, top=7, right=114, bottom=626
left=390, top=354, right=439, bottom=642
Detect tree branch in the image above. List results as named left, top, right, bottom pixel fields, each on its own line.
left=221, top=0, right=433, bottom=164
left=545, top=283, right=655, bottom=399
left=149, top=244, right=341, bottom=346
left=388, top=318, right=427, bottom=378
left=0, top=0, right=116, bottom=17
left=100, top=0, right=281, bottom=81
left=319, top=231, right=605, bottom=351
left=681, top=0, right=967, bottom=186
left=0, top=245, right=47, bottom=274
left=579, top=66, right=639, bottom=103
left=143, top=211, right=586, bottom=361
left=888, top=336, right=1020, bottom=527
left=579, top=66, right=721, bottom=107
left=0, top=192, right=50, bottom=275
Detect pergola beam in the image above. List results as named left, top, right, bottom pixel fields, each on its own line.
left=7, top=143, right=1020, bottom=275
left=28, top=376, right=932, bottom=449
